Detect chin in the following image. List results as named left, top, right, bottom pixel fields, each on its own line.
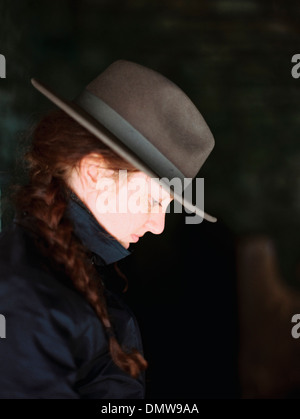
left=120, top=240, right=130, bottom=249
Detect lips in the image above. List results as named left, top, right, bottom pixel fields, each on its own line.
left=131, top=234, right=140, bottom=242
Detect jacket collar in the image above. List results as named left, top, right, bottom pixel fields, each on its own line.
left=65, top=191, right=131, bottom=266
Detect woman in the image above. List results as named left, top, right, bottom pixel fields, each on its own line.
left=0, top=60, right=215, bottom=398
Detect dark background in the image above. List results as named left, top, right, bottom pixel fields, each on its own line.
left=1, top=0, right=300, bottom=398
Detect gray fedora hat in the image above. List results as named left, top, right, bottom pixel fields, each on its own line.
left=31, top=60, right=216, bottom=222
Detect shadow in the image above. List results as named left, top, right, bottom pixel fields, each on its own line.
left=120, top=212, right=240, bottom=399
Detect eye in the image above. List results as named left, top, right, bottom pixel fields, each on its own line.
left=149, top=197, right=162, bottom=207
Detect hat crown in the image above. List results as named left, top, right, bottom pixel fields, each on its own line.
left=84, top=60, right=214, bottom=178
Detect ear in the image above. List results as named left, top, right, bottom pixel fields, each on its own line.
left=79, top=154, right=114, bottom=190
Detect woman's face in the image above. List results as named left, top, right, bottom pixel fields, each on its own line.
left=69, top=157, right=174, bottom=249
left=94, top=171, right=174, bottom=249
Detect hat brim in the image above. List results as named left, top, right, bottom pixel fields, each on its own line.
left=31, top=78, right=217, bottom=223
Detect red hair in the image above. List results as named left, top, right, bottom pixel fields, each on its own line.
left=12, top=109, right=147, bottom=378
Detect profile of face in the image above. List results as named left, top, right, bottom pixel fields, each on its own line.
left=68, top=154, right=174, bottom=249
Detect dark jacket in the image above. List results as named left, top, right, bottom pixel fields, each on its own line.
left=0, top=193, right=145, bottom=399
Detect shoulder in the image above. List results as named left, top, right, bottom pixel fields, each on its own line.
left=0, top=220, right=52, bottom=278
left=0, top=221, right=103, bottom=342
left=0, top=222, right=145, bottom=398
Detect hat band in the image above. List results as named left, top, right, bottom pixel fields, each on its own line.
left=74, top=90, right=186, bottom=182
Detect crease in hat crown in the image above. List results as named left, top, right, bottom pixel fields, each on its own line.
left=30, top=59, right=216, bottom=222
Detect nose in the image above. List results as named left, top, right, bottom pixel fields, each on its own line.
left=144, top=211, right=166, bottom=235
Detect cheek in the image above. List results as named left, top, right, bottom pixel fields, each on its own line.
left=116, top=213, right=148, bottom=238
